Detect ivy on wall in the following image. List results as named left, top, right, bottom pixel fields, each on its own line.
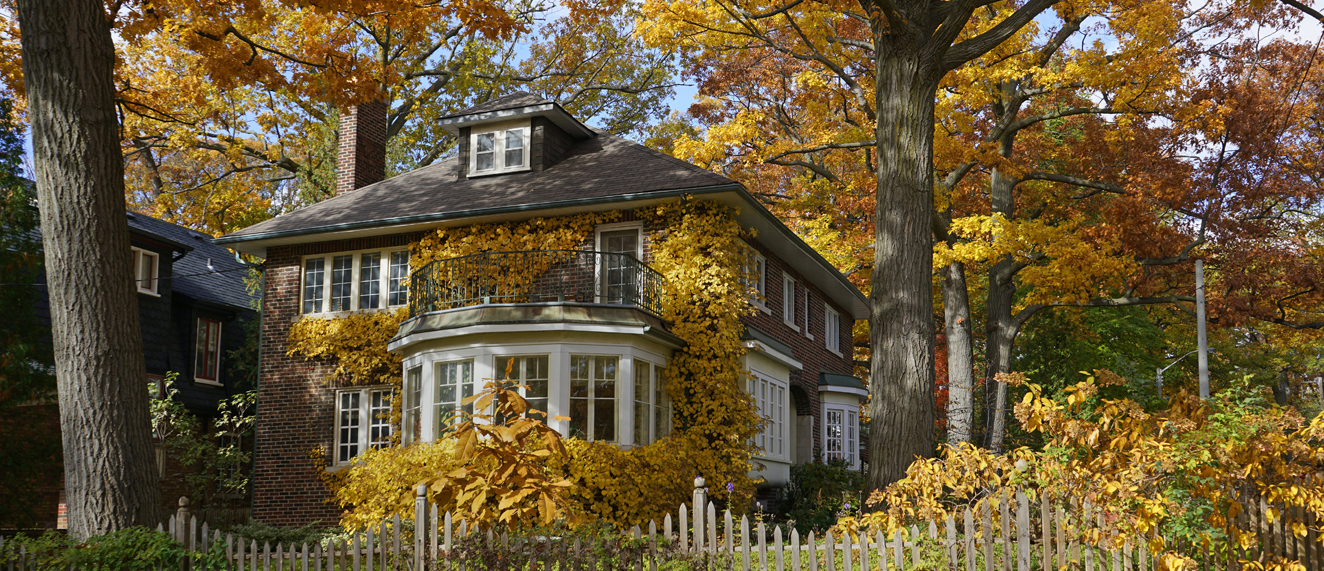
left=290, top=200, right=764, bottom=527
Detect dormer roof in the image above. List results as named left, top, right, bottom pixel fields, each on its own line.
left=438, top=91, right=594, bottom=139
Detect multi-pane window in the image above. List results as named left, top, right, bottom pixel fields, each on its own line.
left=301, top=249, right=409, bottom=314
left=749, top=372, right=786, bottom=458
left=824, top=405, right=859, bottom=468
left=741, top=248, right=767, bottom=306
left=336, top=388, right=393, bottom=464
left=825, top=307, right=842, bottom=355
left=389, top=251, right=410, bottom=307
left=782, top=274, right=797, bottom=330
left=194, top=318, right=222, bottom=383
left=570, top=355, right=617, bottom=442
left=633, top=360, right=670, bottom=445
left=496, top=356, right=549, bottom=415
left=330, top=255, right=354, bottom=311
left=359, top=253, right=381, bottom=309
left=132, top=247, right=160, bottom=295
left=433, top=359, right=475, bottom=436
left=470, top=128, right=530, bottom=174
left=403, top=366, right=422, bottom=444
left=599, top=228, right=641, bottom=305
left=303, top=258, right=325, bottom=314
left=803, top=289, right=812, bottom=339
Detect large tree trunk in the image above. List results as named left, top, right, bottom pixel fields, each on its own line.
left=982, top=166, right=1017, bottom=452
left=18, top=0, right=162, bottom=539
left=868, top=41, right=940, bottom=490
left=942, top=261, right=976, bottom=445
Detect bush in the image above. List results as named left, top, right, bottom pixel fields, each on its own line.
left=226, top=520, right=342, bottom=547
left=4, top=527, right=230, bottom=570
left=781, top=460, right=865, bottom=534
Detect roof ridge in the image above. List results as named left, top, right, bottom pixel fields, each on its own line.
left=600, top=132, right=736, bottom=186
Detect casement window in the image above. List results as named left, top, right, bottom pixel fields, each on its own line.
left=496, top=355, right=549, bottom=415
left=823, top=404, right=859, bottom=469
left=302, top=248, right=409, bottom=315
left=193, top=318, right=222, bottom=384
left=336, top=387, right=393, bottom=464
left=569, top=355, right=617, bottom=442
left=132, top=247, right=160, bottom=295
left=749, top=371, right=786, bottom=459
left=402, top=366, right=422, bottom=445
left=782, top=273, right=798, bottom=331
left=825, top=307, right=842, bottom=356
left=470, top=127, right=530, bottom=175
left=633, top=360, right=670, bottom=445
left=433, top=359, right=475, bottom=436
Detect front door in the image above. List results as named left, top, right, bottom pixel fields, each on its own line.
left=599, top=229, right=640, bottom=305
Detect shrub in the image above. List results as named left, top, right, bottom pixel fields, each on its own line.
left=782, top=460, right=865, bottom=534
left=4, top=527, right=230, bottom=570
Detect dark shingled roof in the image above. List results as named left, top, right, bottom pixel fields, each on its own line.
left=219, top=133, right=737, bottom=242
left=124, top=213, right=257, bottom=311
left=443, top=91, right=555, bottom=118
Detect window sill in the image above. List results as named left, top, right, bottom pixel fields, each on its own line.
left=137, top=289, right=160, bottom=297
left=783, top=320, right=799, bottom=332
left=194, top=378, right=222, bottom=387
left=828, top=348, right=844, bottom=359
left=468, top=166, right=531, bottom=178
left=752, top=301, right=771, bottom=315
left=806, top=332, right=814, bottom=341
left=300, top=305, right=406, bottom=319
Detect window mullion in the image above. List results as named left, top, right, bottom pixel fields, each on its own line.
left=321, top=256, right=332, bottom=313
left=349, top=253, right=361, bottom=311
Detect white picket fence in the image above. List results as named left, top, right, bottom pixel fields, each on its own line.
left=2, top=478, right=1319, bottom=570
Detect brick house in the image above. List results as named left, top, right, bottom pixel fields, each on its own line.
left=215, top=93, right=868, bottom=526
left=4, top=206, right=258, bottom=529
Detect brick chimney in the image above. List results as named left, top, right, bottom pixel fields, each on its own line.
left=336, top=100, right=388, bottom=195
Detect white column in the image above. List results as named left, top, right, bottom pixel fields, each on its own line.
left=419, top=356, right=435, bottom=442
left=622, top=355, right=636, bottom=447
left=547, top=350, right=568, bottom=437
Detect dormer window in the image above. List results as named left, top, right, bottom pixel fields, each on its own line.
left=470, top=127, right=529, bottom=175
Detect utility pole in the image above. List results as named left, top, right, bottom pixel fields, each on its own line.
left=1156, top=350, right=1199, bottom=399
left=1196, top=259, right=1210, bottom=400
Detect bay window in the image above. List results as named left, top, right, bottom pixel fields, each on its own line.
left=496, top=355, right=549, bottom=415
left=823, top=404, right=859, bottom=469
left=633, top=360, right=670, bottom=445
left=433, top=359, right=475, bottom=435
left=301, top=248, right=409, bottom=315
left=749, top=371, right=786, bottom=459
left=570, top=355, right=617, bottom=442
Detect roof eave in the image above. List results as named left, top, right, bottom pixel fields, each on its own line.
left=438, top=102, right=594, bottom=139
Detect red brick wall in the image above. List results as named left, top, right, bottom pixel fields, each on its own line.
left=740, top=237, right=856, bottom=462
left=336, top=101, right=388, bottom=196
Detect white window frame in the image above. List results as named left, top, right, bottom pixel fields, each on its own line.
left=782, top=273, right=798, bottom=331
left=749, top=369, right=787, bottom=460
left=300, top=247, right=410, bottom=316
left=594, top=222, right=644, bottom=259
left=632, top=359, right=670, bottom=446
left=495, top=355, right=550, bottom=417
left=334, top=386, right=394, bottom=465
left=469, top=126, right=532, bottom=176
left=433, top=359, right=476, bottom=436
left=193, top=318, right=222, bottom=385
left=825, top=306, right=843, bottom=357
left=132, top=247, right=160, bottom=296
left=803, top=288, right=814, bottom=340
left=823, top=403, right=860, bottom=469
left=744, top=249, right=770, bottom=314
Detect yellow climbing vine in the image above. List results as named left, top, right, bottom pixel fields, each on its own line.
left=290, top=199, right=764, bottom=528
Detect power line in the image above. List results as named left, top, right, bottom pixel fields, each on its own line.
left=0, top=263, right=257, bottom=287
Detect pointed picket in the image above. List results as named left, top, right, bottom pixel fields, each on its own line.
left=741, top=515, right=751, bottom=571
left=680, top=504, right=689, bottom=552
left=791, top=528, right=801, bottom=571
left=825, top=530, right=836, bottom=571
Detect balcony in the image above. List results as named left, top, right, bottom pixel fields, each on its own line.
left=407, top=249, right=667, bottom=319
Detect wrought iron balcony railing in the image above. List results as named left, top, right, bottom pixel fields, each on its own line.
left=408, top=250, right=667, bottom=318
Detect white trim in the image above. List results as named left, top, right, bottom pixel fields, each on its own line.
left=803, top=288, right=813, bottom=340
left=333, top=385, right=395, bottom=466
left=748, top=366, right=788, bottom=461
left=389, top=321, right=683, bottom=352
left=132, top=247, right=160, bottom=296
left=818, top=384, right=868, bottom=398
left=822, top=403, right=860, bottom=469
left=742, top=340, right=803, bottom=370
left=468, top=123, right=532, bottom=177
left=300, top=246, right=410, bottom=316
left=781, top=272, right=798, bottom=331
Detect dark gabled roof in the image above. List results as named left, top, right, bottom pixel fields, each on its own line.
left=124, top=212, right=257, bottom=312
left=443, top=92, right=555, bottom=118
left=819, top=372, right=866, bottom=390
left=218, top=133, right=737, bottom=244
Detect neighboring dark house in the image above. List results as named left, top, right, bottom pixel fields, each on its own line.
left=9, top=205, right=259, bottom=529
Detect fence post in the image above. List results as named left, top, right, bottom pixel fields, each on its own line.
left=415, top=484, right=427, bottom=571
left=693, top=476, right=706, bottom=552
left=175, top=496, right=191, bottom=547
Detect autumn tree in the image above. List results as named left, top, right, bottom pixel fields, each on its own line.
left=17, top=0, right=161, bottom=538
left=1, top=0, right=677, bottom=235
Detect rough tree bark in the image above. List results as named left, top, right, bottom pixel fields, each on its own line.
left=941, top=261, right=975, bottom=445
left=18, top=0, right=162, bottom=539
left=863, top=0, right=1058, bottom=489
